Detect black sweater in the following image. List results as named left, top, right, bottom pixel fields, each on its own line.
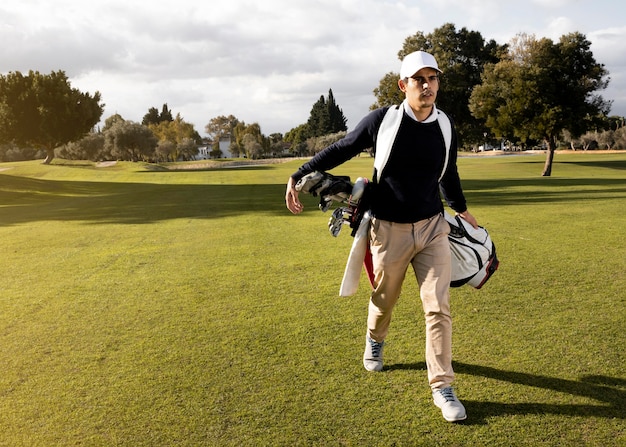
left=292, top=106, right=467, bottom=223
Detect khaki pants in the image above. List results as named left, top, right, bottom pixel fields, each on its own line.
left=367, top=213, right=454, bottom=390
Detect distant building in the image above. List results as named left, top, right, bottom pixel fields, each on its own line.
left=194, top=136, right=233, bottom=159
left=195, top=145, right=211, bottom=159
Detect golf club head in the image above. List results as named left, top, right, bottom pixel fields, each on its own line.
left=328, top=207, right=350, bottom=237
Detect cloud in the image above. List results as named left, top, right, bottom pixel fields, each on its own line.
left=587, top=26, right=626, bottom=116
left=2, top=0, right=626, bottom=135
left=588, top=26, right=626, bottom=67
left=531, top=0, right=573, bottom=8
left=545, top=17, right=578, bottom=39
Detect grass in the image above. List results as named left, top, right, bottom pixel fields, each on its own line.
left=0, top=153, right=625, bottom=446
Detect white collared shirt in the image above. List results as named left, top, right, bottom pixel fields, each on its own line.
left=402, top=99, right=438, bottom=123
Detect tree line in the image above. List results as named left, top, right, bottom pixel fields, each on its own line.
left=371, top=23, right=616, bottom=175
left=0, top=23, right=623, bottom=175
left=0, top=71, right=346, bottom=163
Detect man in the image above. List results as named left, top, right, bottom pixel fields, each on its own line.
left=285, top=51, right=477, bottom=422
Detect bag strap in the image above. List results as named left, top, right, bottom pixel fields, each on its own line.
left=374, top=103, right=452, bottom=183
left=437, top=110, right=452, bottom=182
left=373, top=105, right=402, bottom=183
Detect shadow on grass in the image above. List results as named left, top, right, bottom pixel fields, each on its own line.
left=457, top=362, right=625, bottom=424
left=387, top=361, right=625, bottom=423
left=461, top=176, right=626, bottom=206
left=0, top=175, right=291, bottom=226
left=558, top=158, right=626, bottom=170
left=2, top=170, right=626, bottom=225
left=139, top=164, right=277, bottom=173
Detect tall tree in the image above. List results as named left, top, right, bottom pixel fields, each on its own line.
left=307, top=89, right=347, bottom=137
left=307, top=94, right=329, bottom=137
left=142, top=107, right=161, bottom=126
left=142, top=104, right=174, bottom=126
left=0, top=70, right=104, bottom=164
left=469, top=32, right=610, bottom=175
left=160, top=104, right=173, bottom=122
left=372, top=23, right=505, bottom=146
left=327, top=89, right=348, bottom=133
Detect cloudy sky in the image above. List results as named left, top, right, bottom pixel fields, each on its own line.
left=1, top=0, right=625, bottom=137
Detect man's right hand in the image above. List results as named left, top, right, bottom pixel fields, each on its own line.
left=285, top=177, right=303, bottom=214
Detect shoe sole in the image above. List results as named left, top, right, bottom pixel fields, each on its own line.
left=442, top=413, right=467, bottom=423
left=433, top=399, right=467, bottom=422
left=363, top=362, right=383, bottom=372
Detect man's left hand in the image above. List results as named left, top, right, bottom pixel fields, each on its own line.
left=457, top=210, right=478, bottom=229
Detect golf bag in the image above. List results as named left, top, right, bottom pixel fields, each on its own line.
left=295, top=171, right=499, bottom=292
left=445, top=211, right=499, bottom=289
left=295, top=171, right=371, bottom=236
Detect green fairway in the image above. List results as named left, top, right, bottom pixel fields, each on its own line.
left=0, top=154, right=624, bottom=446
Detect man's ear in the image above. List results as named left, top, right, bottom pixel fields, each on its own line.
left=398, top=78, right=407, bottom=92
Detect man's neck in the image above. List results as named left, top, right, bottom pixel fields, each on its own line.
left=413, top=105, right=434, bottom=122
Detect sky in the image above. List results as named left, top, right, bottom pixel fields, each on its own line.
left=1, top=0, right=626, bottom=137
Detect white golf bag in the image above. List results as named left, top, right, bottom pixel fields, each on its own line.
left=445, top=211, right=499, bottom=289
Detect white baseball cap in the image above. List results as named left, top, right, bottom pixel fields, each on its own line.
left=400, top=51, right=442, bottom=79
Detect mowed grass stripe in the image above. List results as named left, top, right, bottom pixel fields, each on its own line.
left=0, top=154, right=624, bottom=446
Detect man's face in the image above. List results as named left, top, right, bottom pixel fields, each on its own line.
left=398, top=67, right=439, bottom=115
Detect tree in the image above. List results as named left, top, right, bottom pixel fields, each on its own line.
left=0, top=70, right=104, bottom=163
left=142, top=104, right=174, bottom=126
left=148, top=113, right=201, bottom=160
left=160, top=104, right=173, bottom=122
left=235, top=122, right=268, bottom=159
left=242, top=133, right=262, bottom=159
left=372, top=23, right=505, bottom=146
left=58, top=132, right=105, bottom=161
left=104, top=120, right=157, bottom=162
left=284, top=123, right=310, bottom=156
left=327, top=90, right=348, bottom=133
left=0, top=142, right=40, bottom=162
left=596, top=130, right=615, bottom=150
left=177, top=137, right=198, bottom=161
left=308, top=131, right=347, bottom=155
left=268, top=132, right=289, bottom=157
left=205, top=115, right=273, bottom=158
left=306, top=89, right=347, bottom=137
left=470, top=32, right=611, bottom=175
left=103, top=113, right=126, bottom=133
left=308, top=94, right=330, bottom=137
left=372, top=72, right=405, bottom=108
left=142, top=107, right=161, bottom=126
left=284, top=123, right=311, bottom=152
left=614, top=126, right=626, bottom=149
left=209, top=141, right=223, bottom=158
left=148, top=113, right=197, bottom=144
left=155, top=139, right=176, bottom=162
left=205, top=115, right=240, bottom=141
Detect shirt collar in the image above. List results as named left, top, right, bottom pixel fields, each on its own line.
left=402, top=99, right=438, bottom=123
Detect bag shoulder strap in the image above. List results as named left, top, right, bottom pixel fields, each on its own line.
left=437, top=109, right=452, bottom=182
left=374, top=104, right=452, bottom=183
left=373, top=105, right=403, bottom=183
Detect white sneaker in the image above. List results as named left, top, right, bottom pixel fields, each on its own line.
left=432, top=387, right=467, bottom=422
left=363, top=336, right=384, bottom=371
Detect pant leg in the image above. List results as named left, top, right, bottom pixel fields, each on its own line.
left=366, top=218, right=415, bottom=342
left=411, top=214, right=454, bottom=390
